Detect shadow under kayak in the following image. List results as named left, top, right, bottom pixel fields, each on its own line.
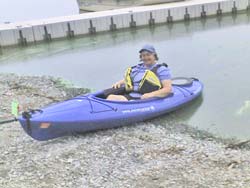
left=18, top=77, right=203, bottom=141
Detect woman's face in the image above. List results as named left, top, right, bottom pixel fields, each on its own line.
left=140, top=51, right=156, bottom=66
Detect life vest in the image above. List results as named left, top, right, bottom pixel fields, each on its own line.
left=124, top=63, right=168, bottom=94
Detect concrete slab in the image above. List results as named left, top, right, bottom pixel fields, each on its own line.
left=78, top=0, right=184, bottom=12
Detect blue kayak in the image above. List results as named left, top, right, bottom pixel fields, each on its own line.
left=18, top=77, right=203, bottom=141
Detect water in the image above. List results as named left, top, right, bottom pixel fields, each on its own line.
left=0, top=0, right=79, bottom=23
left=0, top=13, right=250, bottom=139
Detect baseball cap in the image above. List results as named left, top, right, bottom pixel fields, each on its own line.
left=139, top=44, right=156, bottom=53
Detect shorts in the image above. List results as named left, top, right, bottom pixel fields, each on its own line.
left=103, top=87, right=140, bottom=101
left=122, top=94, right=140, bottom=101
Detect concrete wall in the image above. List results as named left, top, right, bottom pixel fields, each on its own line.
left=0, top=0, right=249, bottom=47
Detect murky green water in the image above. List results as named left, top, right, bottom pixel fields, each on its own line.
left=0, top=13, right=250, bottom=139
left=0, top=0, right=79, bottom=23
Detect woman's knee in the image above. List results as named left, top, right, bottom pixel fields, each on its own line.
left=107, top=94, right=128, bottom=101
left=107, top=94, right=116, bottom=100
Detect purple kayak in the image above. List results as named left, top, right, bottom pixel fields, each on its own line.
left=18, top=77, right=203, bottom=141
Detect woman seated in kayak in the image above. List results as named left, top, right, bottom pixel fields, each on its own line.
left=106, top=44, right=172, bottom=101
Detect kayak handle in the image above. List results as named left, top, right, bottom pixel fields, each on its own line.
left=22, top=109, right=43, bottom=119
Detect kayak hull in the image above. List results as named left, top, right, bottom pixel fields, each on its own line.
left=18, top=79, right=203, bottom=141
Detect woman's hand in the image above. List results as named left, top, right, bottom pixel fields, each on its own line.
left=141, top=93, right=154, bottom=100
left=112, top=80, right=125, bottom=89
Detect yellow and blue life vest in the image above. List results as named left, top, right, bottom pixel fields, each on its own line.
left=124, top=63, right=168, bottom=94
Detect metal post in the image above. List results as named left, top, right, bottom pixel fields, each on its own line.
left=67, top=23, right=74, bottom=38
left=217, top=3, right=222, bottom=16
left=184, top=7, right=190, bottom=21
left=201, top=5, right=207, bottom=19
left=167, top=10, right=173, bottom=23
left=18, top=30, right=27, bottom=46
left=89, top=20, right=96, bottom=34
left=130, top=15, right=136, bottom=28
left=232, top=1, right=237, bottom=14
left=43, top=26, right=52, bottom=42
left=149, top=12, right=155, bottom=26
left=110, top=17, right=117, bottom=31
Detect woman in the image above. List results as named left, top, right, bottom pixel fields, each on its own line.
left=107, top=44, right=172, bottom=101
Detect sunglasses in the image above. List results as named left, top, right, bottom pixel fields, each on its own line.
left=140, top=52, right=154, bottom=57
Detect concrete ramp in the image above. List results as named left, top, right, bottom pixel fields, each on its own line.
left=142, top=0, right=184, bottom=5
left=78, top=0, right=184, bottom=12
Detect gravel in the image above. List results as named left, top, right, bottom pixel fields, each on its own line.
left=0, top=73, right=250, bottom=188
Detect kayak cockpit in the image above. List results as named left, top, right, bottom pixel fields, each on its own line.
left=90, top=77, right=198, bottom=103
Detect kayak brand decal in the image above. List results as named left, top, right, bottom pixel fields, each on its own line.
left=40, top=122, right=51, bottom=129
left=122, top=106, right=155, bottom=114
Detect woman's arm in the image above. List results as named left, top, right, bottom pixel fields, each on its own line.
left=112, top=79, right=125, bottom=89
left=141, top=80, right=172, bottom=99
